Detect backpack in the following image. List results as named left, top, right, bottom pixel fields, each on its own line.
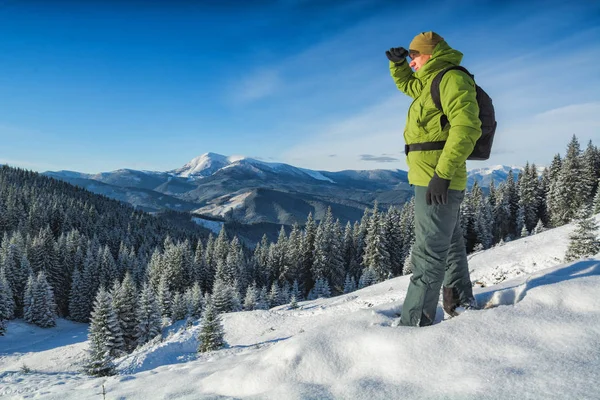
left=430, top=66, right=497, bottom=161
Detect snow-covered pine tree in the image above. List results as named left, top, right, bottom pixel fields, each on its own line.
left=550, top=136, right=585, bottom=226
left=268, top=281, right=281, bottom=307
left=358, top=268, right=377, bottom=288
left=32, top=271, right=57, bottom=328
left=156, top=274, right=172, bottom=319
left=197, top=301, right=225, bottom=353
left=402, top=246, right=414, bottom=276
left=170, top=292, right=187, bottom=321
left=186, top=282, right=204, bottom=319
left=89, top=286, right=124, bottom=354
left=255, top=286, right=269, bottom=310
left=23, top=274, right=35, bottom=323
left=343, top=274, right=357, bottom=294
left=211, top=278, right=234, bottom=314
left=68, top=267, right=88, bottom=322
left=593, top=180, right=600, bottom=215
left=112, top=272, right=138, bottom=352
left=290, top=279, right=302, bottom=302
left=243, top=283, right=257, bottom=310
left=289, top=294, right=298, bottom=309
left=135, top=283, right=162, bottom=347
left=564, top=205, right=600, bottom=262
left=533, top=219, right=546, bottom=235
left=0, top=267, right=15, bottom=334
left=384, top=206, right=404, bottom=277
left=398, top=198, right=415, bottom=269
left=362, top=203, right=391, bottom=283
left=300, top=213, right=317, bottom=296
left=85, top=286, right=123, bottom=376
left=581, top=140, right=599, bottom=204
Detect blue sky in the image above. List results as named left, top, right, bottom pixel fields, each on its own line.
left=1, top=0, right=599, bottom=174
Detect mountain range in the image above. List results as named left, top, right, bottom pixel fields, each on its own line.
left=44, top=153, right=522, bottom=228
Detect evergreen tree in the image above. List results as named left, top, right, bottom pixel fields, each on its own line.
left=156, top=275, right=172, bottom=319
left=268, top=281, right=281, bottom=307
left=290, top=279, right=302, bottom=302
left=135, top=283, right=162, bottom=347
left=550, top=136, right=585, bottom=226
left=27, top=271, right=57, bottom=328
left=185, top=282, right=204, bottom=319
left=0, top=267, right=15, bottom=333
left=255, top=286, right=269, bottom=310
left=402, top=246, right=414, bottom=276
left=343, top=274, right=357, bottom=294
left=289, top=294, right=298, bottom=309
left=358, top=268, right=377, bottom=288
left=170, top=292, right=187, bottom=321
left=593, top=181, right=600, bottom=214
left=211, top=278, right=234, bottom=314
left=384, top=207, right=404, bottom=277
left=85, top=286, right=124, bottom=377
left=197, top=302, right=225, bottom=353
left=398, top=199, right=415, bottom=268
left=300, top=212, right=317, bottom=295
left=112, top=272, right=138, bottom=352
left=243, top=283, right=258, bottom=310
left=533, top=219, right=546, bottom=235
left=23, top=274, right=35, bottom=323
left=68, top=267, right=89, bottom=322
left=362, top=203, right=392, bottom=282
left=564, top=206, right=600, bottom=262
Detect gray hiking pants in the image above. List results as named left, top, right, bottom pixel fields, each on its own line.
left=400, top=185, right=474, bottom=327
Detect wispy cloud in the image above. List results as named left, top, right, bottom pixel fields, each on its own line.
left=360, top=154, right=399, bottom=162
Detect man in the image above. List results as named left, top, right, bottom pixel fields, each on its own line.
left=386, top=32, right=481, bottom=327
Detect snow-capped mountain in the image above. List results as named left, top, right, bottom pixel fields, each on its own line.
left=44, top=153, right=517, bottom=231
left=467, top=165, right=523, bottom=187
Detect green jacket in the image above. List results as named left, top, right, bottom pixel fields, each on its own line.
left=390, top=41, right=481, bottom=190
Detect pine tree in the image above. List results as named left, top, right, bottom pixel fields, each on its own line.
left=197, top=302, right=225, bottom=353
left=156, top=275, right=172, bottom=319
left=550, top=136, right=585, bottom=226
left=593, top=181, right=600, bottom=214
left=68, top=267, right=89, bottom=322
left=358, top=268, right=377, bottom=288
left=32, top=271, right=57, bottom=328
left=243, top=283, right=258, bottom=310
left=290, top=280, right=302, bottom=302
left=255, top=286, right=269, bottom=310
left=170, top=292, right=187, bottom=321
left=533, top=219, right=546, bottom=235
left=135, top=283, right=162, bottom=347
left=23, top=274, right=35, bottom=323
left=186, top=282, right=204, bottom=319
left=0, top=267, right=15, bottom=334
left=362, top=203, right=392, bottom=282
left=86, top=286, right=125, bottom=376
left=564, top=206, right=600, bottom=262
left=85, top=287, right=123, bottom=376
left=211, top=278, right=234, bottom=314
left=112, top=272, right=138, bottom=352
left=268, top=281, right=281, bottom=307
left=402, top=246, right=414, bottom=276
left=343, top=274, right=357, bottom=294
left=289, top=295, right=298, bottom=309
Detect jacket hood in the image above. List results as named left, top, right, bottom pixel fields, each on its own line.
left=414, top=40, right=463, bottom=80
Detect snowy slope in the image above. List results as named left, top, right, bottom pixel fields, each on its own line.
left=1, top=218, right=599, bottom=399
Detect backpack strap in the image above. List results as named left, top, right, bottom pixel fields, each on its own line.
left=430, top=65, right=474, bottom=112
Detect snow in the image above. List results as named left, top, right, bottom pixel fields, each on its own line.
left=193, top=192, right=252, bottom=217
left=2, top=218, right=600, bottom=399
left=191, top=217, right=225, bottom=234
left=298, top=167, right=335, bottom=183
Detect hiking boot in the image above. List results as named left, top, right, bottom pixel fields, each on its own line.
left=443, top=286, right=461, bottom=317
left=453, top=298, right=479, bottom=315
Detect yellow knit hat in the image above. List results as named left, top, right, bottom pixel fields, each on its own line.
left=409, top=31, right=444, bottom=55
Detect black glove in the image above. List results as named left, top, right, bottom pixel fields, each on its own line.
left=386, top=47, right=408, bottom=64
left=426, top=173, right=451, bottom=205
